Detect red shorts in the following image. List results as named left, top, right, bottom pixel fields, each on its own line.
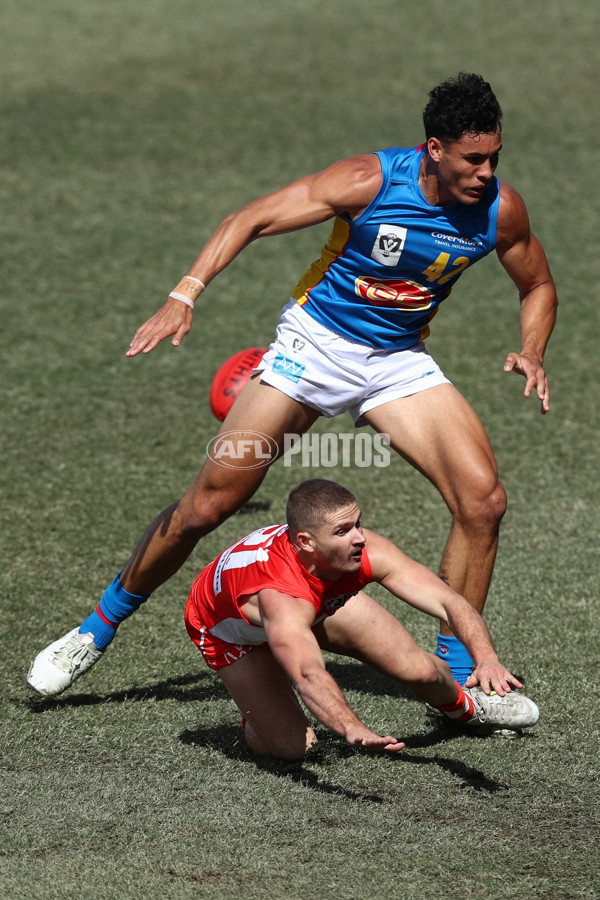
left=184, top=594, right=265, bottom=671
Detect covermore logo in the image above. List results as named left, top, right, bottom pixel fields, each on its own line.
left=207, top=431, right=392, bottom=469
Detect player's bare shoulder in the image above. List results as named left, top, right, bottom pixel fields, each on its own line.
left=496, top=180, right=531, bottom=249
left=362, top=529, right=410, bottom=581
left=316, top=153, right=383, bottom=218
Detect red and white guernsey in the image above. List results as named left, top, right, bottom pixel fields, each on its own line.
left=185, top=525, right=375, bottom=669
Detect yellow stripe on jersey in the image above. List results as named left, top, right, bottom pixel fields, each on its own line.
left=292, top=216, right=351, bottom=306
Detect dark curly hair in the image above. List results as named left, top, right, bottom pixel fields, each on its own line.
left=423, top=73, right=502, bottom=143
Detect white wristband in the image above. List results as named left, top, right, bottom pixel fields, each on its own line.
left=185, top=275, right=206, bottom=290
left=169, top=291, right=195, bottom=310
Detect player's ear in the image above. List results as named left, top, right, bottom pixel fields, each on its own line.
left=426, top=136, right=444, bottom=162
left=294, top=530, right=316, bottom=553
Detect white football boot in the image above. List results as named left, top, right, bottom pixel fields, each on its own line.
left=463, top=686, right=539, bottom=730
left=27, top=628, right=103, bottom=697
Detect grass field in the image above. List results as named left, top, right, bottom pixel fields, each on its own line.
left=1, top=1, right=599, bottom=898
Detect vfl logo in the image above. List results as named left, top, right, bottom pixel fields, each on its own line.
left=371, top=224, right=408, bottom=266
left=207, top=430, right=279, bottom=469
left=355, top=276, right=435, bottom=311
left=272, top=353, right=305, bottom=383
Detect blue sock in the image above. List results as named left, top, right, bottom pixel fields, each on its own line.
left=79, top=573, right=149, bottom=652
left=436, top=634, right=474, bottom=686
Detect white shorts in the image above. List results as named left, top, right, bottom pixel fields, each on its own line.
left=257, top=300, right=451, bottom=425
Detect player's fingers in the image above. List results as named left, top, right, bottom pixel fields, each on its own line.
left=171, top=321, right=192, bottom=348
left=489, top=679, right=508, bottom=698
left=126, top=316, right=163, bottom=355
left=142, top=335, right=164, bottom=354
left=359, top=733, right=403, bottom=752
left=383, top=740, right=406, bottom=752
left=126, top=331, right=150, bottom=357
left=369, top=735, right=405, bottom=752
left=538, top=375, right=551, bottom=413
left=523, top=372, right=537, bottom=398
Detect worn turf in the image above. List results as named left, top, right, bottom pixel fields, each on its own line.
left=1, top=1, right=599, bottom=898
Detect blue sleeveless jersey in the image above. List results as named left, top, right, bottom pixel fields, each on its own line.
left=292, top=145, right=500, bottom=350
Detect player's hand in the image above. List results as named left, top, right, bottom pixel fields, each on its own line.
left=466, top=660, right=523, bottom=697
left=126, top=298, right=194, bottom=357
left=503, top=351, right=550, bottom=414
left=345, top=726, right=405, bottom=752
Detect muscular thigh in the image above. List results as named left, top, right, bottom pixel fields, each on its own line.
left=219, top=643, right=308, bottom=732
left=314, top=591, right=429, bottom=682
left=363, top=383, right=499, bottom=507
left=181, top=376, right=320, bottom=512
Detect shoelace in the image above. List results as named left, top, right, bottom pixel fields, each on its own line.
left=476, top=693, right=526, bottom=725
left=469, top=694, right=487, bottom=723
left=52, top=636, right=92, bottom=672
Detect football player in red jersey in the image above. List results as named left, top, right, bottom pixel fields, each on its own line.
left=184, top=480, right=539, bottom=758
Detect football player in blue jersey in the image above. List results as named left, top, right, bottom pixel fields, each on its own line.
left=29, top=73, right=557, bottom=704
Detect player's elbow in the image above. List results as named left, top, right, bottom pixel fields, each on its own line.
left=293, top=667, right=320, bottom=697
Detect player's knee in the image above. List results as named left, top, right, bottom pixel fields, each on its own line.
left=480, top=477, right=507, bottom=528
left=175, top=485, right=245, bottom=538
left=410, top=653, right=444, bottom=688
left=243, top=719, right=318, bottom=760
left=188, top=492, right=232, bottom=533
left=453, top=471, right=507, bottom=530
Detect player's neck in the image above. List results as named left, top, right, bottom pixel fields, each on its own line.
left=418, top=153, right=454, bottom=207
left=295, top=546, right=343, bottom=582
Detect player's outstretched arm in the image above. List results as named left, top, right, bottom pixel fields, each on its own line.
left=496, top=182, right=558, bottom=414
left=258, top=588, right=404, bottom=752
left=366, top=531, right=523, bottom=696
left=126, top=154, right=382, bottom=357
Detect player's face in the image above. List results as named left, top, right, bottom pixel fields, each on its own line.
left=309, top=503, right=366, bottom=579
left=429, top=130, right=502, bottom=205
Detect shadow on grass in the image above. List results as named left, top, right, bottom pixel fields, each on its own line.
left=24, top=670, right=228, bottom=711
left=401, top=750, right=509, bottom=793
left=23, top=658, right=411, bottom=713
left=24, top=660, right=521, bottom=796
left=179, top=723, right=390, bottom=803
left=179, top=719, right=510, bottom=798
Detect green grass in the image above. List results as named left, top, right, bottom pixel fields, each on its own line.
left=2, top=1, right=600, bottom=898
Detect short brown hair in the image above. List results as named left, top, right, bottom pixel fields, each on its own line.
left=286, top=479, right=357, bottom=537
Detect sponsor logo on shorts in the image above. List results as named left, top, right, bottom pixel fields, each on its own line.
left=292, top=337, right=305, bottom=352
left=272, top=353, right=305, bottom=383
left=207, top=431, right=279, bottom=469
left=355, top=275, right=435, bottom=311
left=370, top=224, right=408, bottom=266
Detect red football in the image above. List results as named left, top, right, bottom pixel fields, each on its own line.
left=209, top=346, right=268, bottom=421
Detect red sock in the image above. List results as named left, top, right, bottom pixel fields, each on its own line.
left=432, top=682, right=474, bottom=722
